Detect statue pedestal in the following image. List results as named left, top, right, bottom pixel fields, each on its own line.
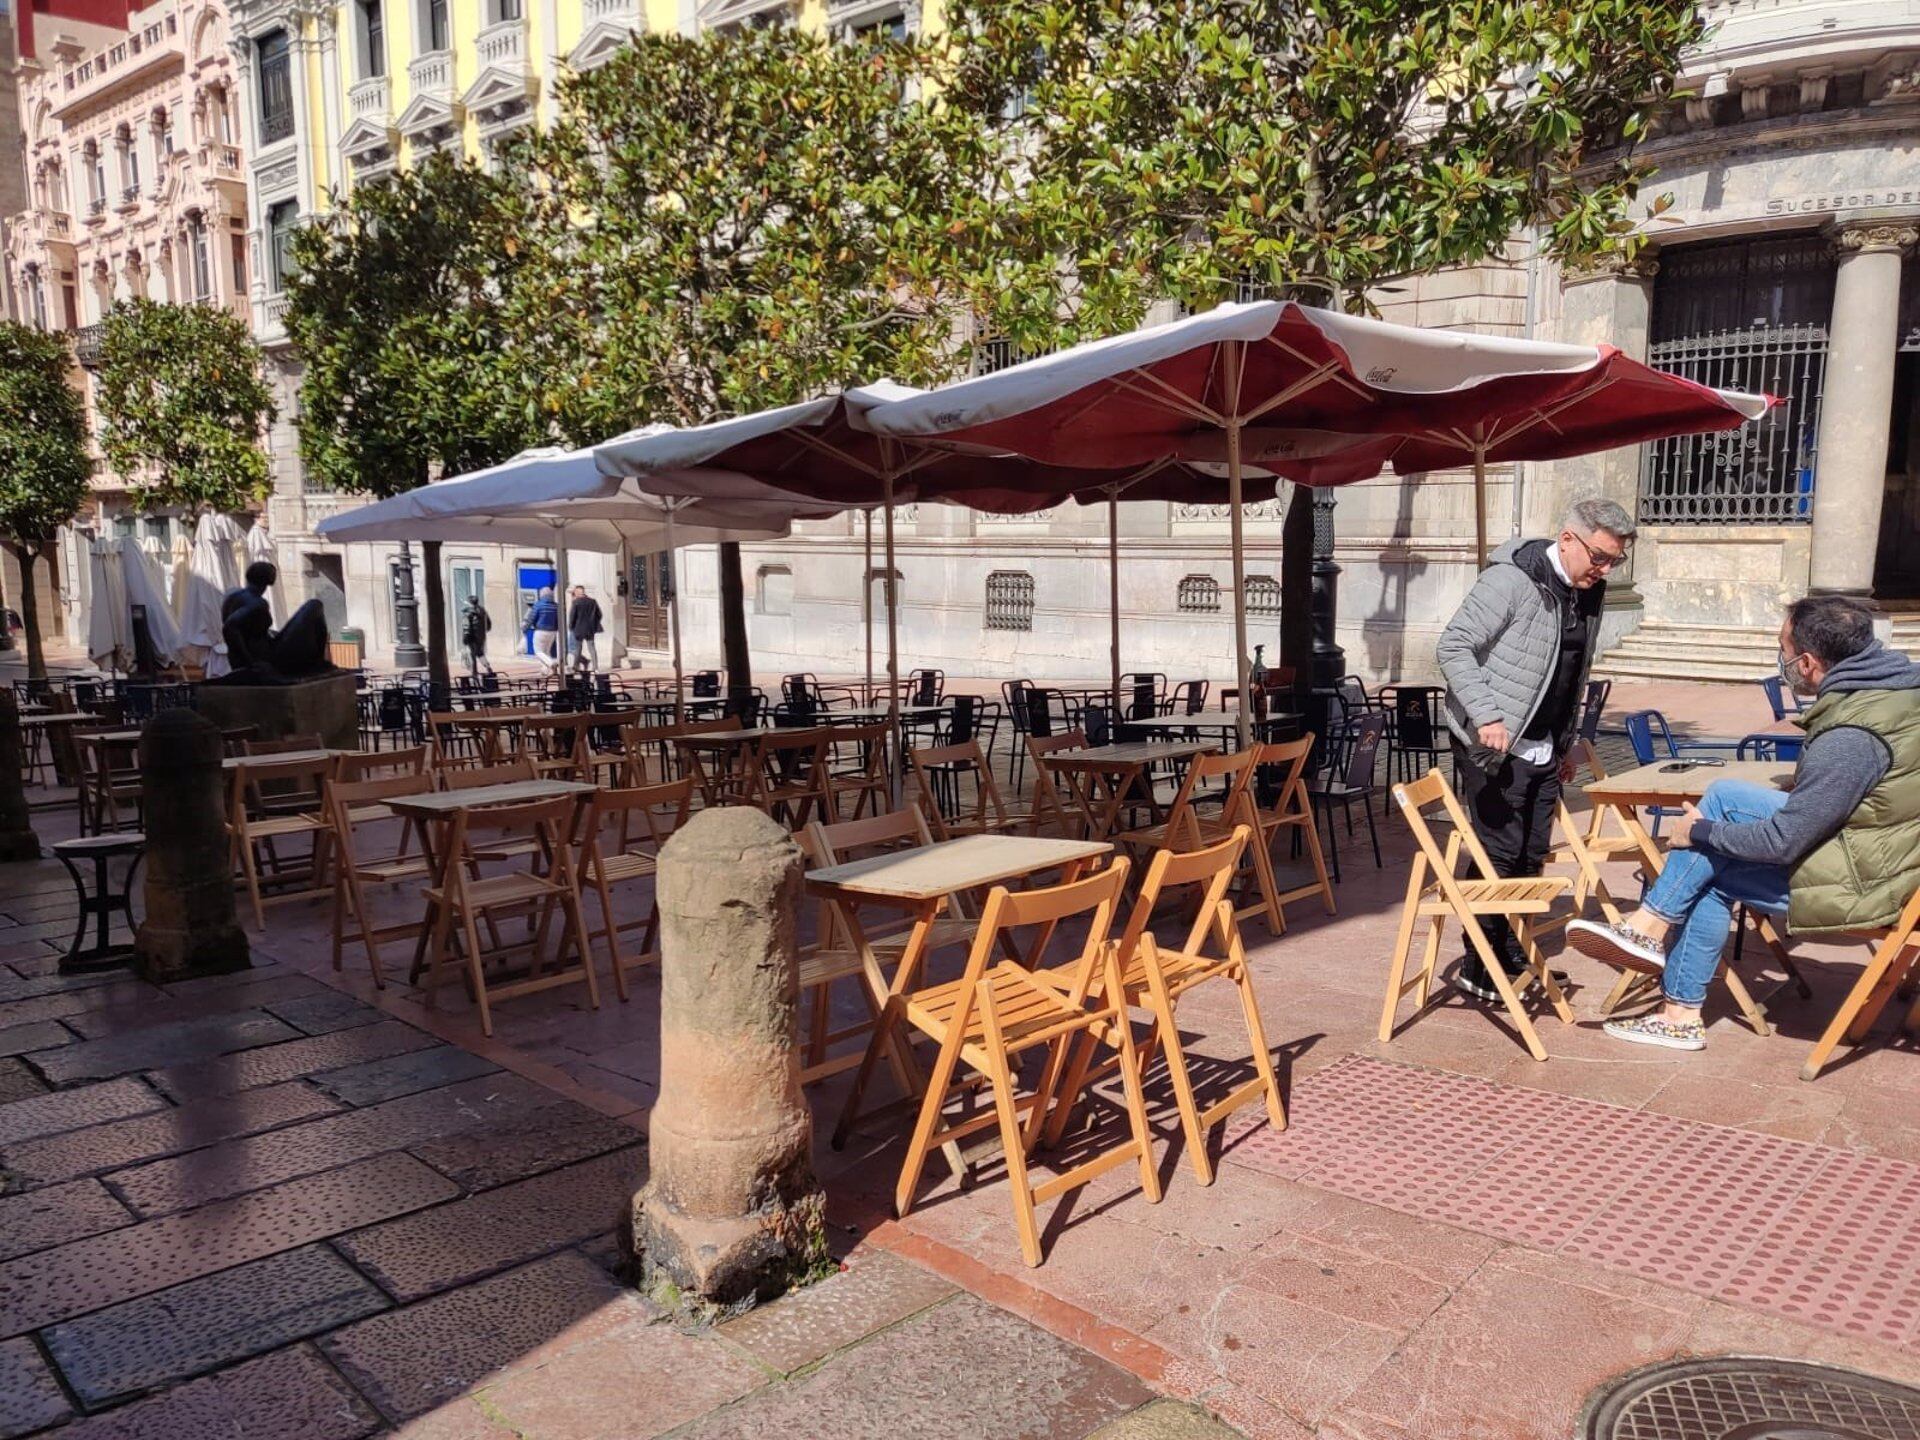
left=194, top=672, right=359, bottom=750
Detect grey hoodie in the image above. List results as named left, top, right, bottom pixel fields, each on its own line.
left=1691, top=641, right=1920, bottom=866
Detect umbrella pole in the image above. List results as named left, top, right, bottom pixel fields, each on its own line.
left=552, top=522, right=571, bottom=681
left=1473, top=436, right=1489, bottom=569
left=883, top=475, right=901, bottom=807
left=1228, top=422, right=1252, bottom=751
left=863, top=508, right=874, bottom=705
left=1108, top=486, right=1121, bottom=728
left=667, top=507, right=684, bottom=725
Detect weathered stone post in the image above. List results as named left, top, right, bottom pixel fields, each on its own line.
left=0, top=691, right=42, bottom=861
left=634, top=806, right=826, bottom=1307
left=134, top=709, right=249, bottom=981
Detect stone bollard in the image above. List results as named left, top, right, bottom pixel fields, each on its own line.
left=634, top=806, right=826, bottom=1307
left=0, top=691, right=41, bottom=861
left=134, top=708, right=249, bottom=981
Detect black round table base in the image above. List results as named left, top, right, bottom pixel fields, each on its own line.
left=52, top=835, right=145, bottom=976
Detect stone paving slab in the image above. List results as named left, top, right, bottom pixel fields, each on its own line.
left=0, top=1150, right=459, bottom=1336
left=43, top=1244, right=391, bottom=1408
left=149, top=1019, right=441, bottom=1100
left=3, top=1080, right=342, bottom=1189
left=337, top=1146, right=645, bottom=1301
left=28, top=1009, right=304, bottom=1086
left=1089, top=1400, right=1247, bottom=1439
left=57, top=974, right=331, bottom=1041
left=0, top=1178, right=134, bottom=1261
left=41, top=1342, right=382, bottom=1440
left=672, top=1293, right=1154, bottom=1440
left=0, top=1019, right=73, bottom=1058
left=406, top=1101, right=640, bottom=1192
left=0, top=1336, right=70, bottom=1438
left=718, top=1249, right=957, bottom=1376
left=320, top=1249, right=655, bottom=1422
left=0, top=1057, right=47, bottom=1103
left=312, top=1044, right=500, bottom=1107
left=0, top=1076, right=164, bottom=1145
left=0, top=982, right=160, bottom=1033
left=0, top=959, right=130, bottom=1003
left=264, top=992, right=390, bottom=1036
left=112, top=1072, right=556, bottom=1216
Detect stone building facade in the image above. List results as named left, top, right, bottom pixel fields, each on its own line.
left=4, top=0, right=251, bottom=643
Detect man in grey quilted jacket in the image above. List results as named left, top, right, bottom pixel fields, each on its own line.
left=1435, top=497, right=1636, bottom=1002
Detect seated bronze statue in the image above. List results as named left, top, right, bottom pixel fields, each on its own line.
left=213, top=562, right=334, bottom=684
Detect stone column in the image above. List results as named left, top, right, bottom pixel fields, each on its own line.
left=1808, top=215, right=1919, bottom=599
left=634, top=807, right=826, bottom=1307
left=0, top=693, right=42, bottom=862
left=133, top=709, right=249, bottom=981
left=1540, top=254, right=1657, bottom=649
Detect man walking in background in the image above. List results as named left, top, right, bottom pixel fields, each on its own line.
left=1435, top=497, right=1635, bottom=1002
left=527, top=586, right=561, bottom=676
left=568, top=584, right=605, bottom=675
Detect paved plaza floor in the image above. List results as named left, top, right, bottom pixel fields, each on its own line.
left=3, top=679, right=1917, bottom=1439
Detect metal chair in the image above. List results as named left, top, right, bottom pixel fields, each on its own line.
left=1760, top=673, right=1808, bottom=723
left=1307, top=711, right=1388, bottom=881
left=1623, top=709, right=1741, bottom=836
left=1164, top=679, right=1209, bottom=716
left=1381, top=684, right=1447, bottom=784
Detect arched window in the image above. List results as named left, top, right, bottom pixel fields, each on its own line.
left=1246, top=574, right=1281, bottom=615
left=1177, top=575, right=1221, bottom=613
left=984, top=570, right=1034, bottom=631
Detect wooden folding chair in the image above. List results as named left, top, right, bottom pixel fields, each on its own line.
left=436, top=758, right=541, bottom=863
left=573, top=778, right=693, bottom=999
left=515, top=714, right=591, bottom=781
left=886, top=857, right=1161, bottom=1266
left=1047, top=825, right=1285, bottom=1184
left=327, top=772, right=434, bottom=988
left=1246, top=736, right=1336, bottom=927
left=1023, top=730, right=1087, bottom=837
left=230, top=753, right=336, bottom=930
left=753, top=727, right=836, bottom=829
left=907, top=739, right=1048, bottom=840
left=1800, top=881, right=1920, bottom=1082
left=823, top=722, right=892, bottom=822
left=76, top=732, right=142, bottom=836
left=1112, top=749, right=1271, bottom=928
left=421, top=795, right=597, bottom=1037
left=1382, top=768, right=1575, bottom=1061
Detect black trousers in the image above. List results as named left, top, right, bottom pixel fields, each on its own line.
left=1450, top=739, right=1561, bottom=966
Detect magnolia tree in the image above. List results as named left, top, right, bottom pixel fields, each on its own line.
left=95, top=298, right=275, bottom=515
left=286, top=155, right=539, bottom=698
left=503, top=25, right=968, bottom=701
left=0, top=323, right=92, bottom=680
left=933, top=0, right=1704, bottom=681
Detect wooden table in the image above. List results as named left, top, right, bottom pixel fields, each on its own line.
left=221, top=749, right=343, bottom=771
left=1042, top=741, right=1215, bottom=838
left=809, top=833, right=1114, bottom=1152
left=673, top=727, right=784, bottom=806
left=1121, top=709, right=1301, bottom=740
left=821, top=704, right=948, bottom=726
left=1577, top=757, right=1802, bottom=1034
left=20, top=712, right=103, bottom=730
left=435, top=709, right=541, bottom=764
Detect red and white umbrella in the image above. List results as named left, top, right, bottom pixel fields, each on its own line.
left=866, top=300, right=1773, bottom=738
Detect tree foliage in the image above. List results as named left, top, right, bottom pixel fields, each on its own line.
left=95, top=298, right=274, bottom=515
left=0, top=322, right=92, bottom=680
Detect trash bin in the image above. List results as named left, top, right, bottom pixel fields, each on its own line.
left=330, top=627, right=364, bottom=671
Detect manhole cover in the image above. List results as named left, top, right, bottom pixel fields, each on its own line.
left=1582, top=1358, right=1920, bottom=1440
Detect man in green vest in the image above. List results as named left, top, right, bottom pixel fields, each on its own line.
left=1568, top=594, right=1920, bottom=1051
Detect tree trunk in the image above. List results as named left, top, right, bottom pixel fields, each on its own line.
left=10, top=546, right=46, bottom=684
left=718, top=541, right=751, bottom=709
left=1280, top=486, right=1314, bottom=709
left=420, top=539, right=449, bottom=705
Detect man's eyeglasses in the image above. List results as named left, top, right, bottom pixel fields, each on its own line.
left=1571, top=533, right=1629, bottom=571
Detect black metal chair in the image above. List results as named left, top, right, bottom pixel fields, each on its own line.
left=1119, top=672, right=1166, bottom=720
left=692, top=670, right=721, bottom=699
left=1577, top=678, right=1612, bottom=743
left=908, top=668, right=945, bottom=705
left=1164, top=679, right=1209, bottom=716
left=1382, top=684, right=1447, bottom=784
left=1308, top=711, right=1387, bottom=881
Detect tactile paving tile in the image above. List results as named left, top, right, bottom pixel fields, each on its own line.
left=0, top=1178, right=134, bottom=1262
left=1561, top=1124, right=1833, bottom=1295
left=1220, top=1055, right=1415, bottom=1178
left=0, top=1150, right=458, bottom=1337
left=310, top=1044, right=499, bottom=1107
left=1718, top=1152, right=1920, bottom=1347
left=112, top=1072, right=555, bottom=1216
left=0, top=1334, right=71, bottom=1437
left=337, top=1146, right=645, bottom=1300
left=43, top=1343, right=381, bottom=1440
left=262, top=993, right=388, bottom=1037
left=29, top=1010, right=302, bottom=1086
left=320, top=1249, right=641, bottom=1421
left=4, top=1081, right=341, bottom=1189
left=407, top=1100, right=641, bottom=1192
left=43, top=1244, right=389, bottom=1408
left=149, top=1019, right=440, bottom=1100
left=0, top=1076, right=166, bottom=1146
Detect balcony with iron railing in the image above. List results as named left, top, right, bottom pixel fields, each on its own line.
left=16, top=209, right=76, bottom=250
left=53, top=8, right=183, bottom=118
left=73, top=323, right=104, bottom=369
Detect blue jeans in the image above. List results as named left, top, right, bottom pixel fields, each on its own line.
left=1642, top=779, right=1790, bottom=1007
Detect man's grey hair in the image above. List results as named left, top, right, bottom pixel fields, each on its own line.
left=1564, top=497, right=1636, bottom=541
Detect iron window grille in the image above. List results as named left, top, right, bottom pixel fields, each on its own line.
left=1246, top=573, right=1281, bottom=615
left=1177, top=574, right=1221, bottom=613
left=984, top=570, right=1034, bottom=631
left=258, top=31, right=295, bottom=144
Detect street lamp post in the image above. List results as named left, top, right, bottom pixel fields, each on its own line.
left=1310, top=490, right=1345, bottom=687
left=390, top=541, right=426, bottom=669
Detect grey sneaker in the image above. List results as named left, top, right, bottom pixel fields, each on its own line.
left=1603, top=1013, right=1705, bottom=1052
left=1566, top=918, right=1667, bottom=975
